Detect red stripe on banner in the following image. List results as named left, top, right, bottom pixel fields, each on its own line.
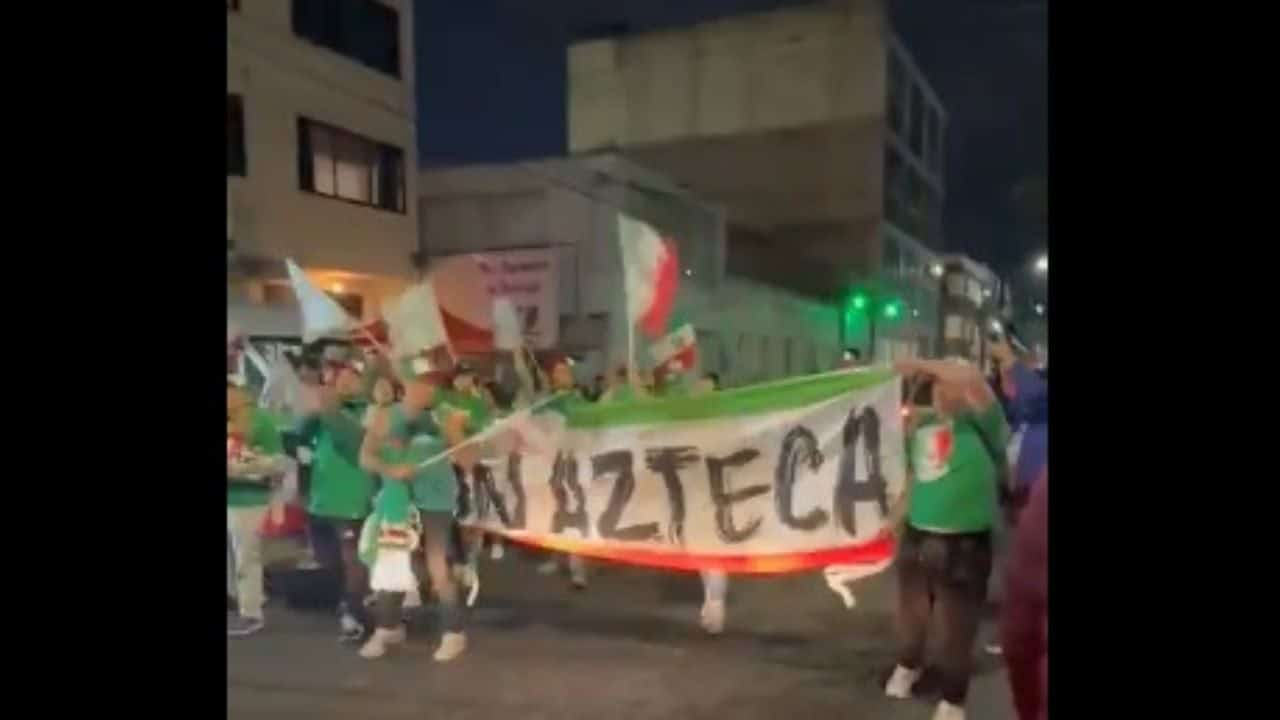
left=469, top=529, right=896, bottom=575
left=639, top=239, right=680, bottom=339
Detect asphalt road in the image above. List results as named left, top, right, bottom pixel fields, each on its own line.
left=228, top=549, right=1016, bottom=719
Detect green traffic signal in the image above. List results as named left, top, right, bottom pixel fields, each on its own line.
left=883, top=302, right=900, bottom=319
left=851, top=293, right=868, bottom=311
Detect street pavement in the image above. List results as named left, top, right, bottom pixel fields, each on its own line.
left=229, top=549, right=1015, bottom=719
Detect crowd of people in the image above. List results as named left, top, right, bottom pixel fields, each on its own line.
left=227, top=337, right=1046, bottom=720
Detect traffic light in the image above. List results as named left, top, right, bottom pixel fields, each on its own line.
left=883, top=301, right=900, bottom=319
left=851, top=293, right=868, bottom=311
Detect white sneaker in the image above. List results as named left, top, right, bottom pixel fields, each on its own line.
left=433, top=632, right=467, bottom=662
left=339, top=612, right=365, bottom=643
left=699, top=600, right=725, bottom=635
left=885, top=664, right=922, bottom=699
left=569, top=564, right=588, bottom=590
left=537, top=559, right=559, bottom=575
left=931, top=700, right=966, bottom=720
left=340, top=613, right=362, bottom=634
left=358, top=626, right=406, bottom=659
left=489, top=540, right=505, bottom=560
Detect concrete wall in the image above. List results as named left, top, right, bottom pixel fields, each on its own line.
left=227, top=0, right=419, bottom=282
left=569, top=0, right=888, bottom=151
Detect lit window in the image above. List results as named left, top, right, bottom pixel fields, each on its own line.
left=298, top=118, right=404, bottom=212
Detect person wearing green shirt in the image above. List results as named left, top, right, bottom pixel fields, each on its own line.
left=296, top=362, right=378, bottom=643
left=883, top=358, right=1010, bottom=720
left=439, top=361, right=500, bottom=598
left=227, top=382, right=286, bottom=637
left=533, top=354, right=593, bottom=588
left=358, top=355, right=471, bottom=663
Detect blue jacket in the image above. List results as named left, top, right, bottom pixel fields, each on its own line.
left=1007, top=362, right=1048, bottom=491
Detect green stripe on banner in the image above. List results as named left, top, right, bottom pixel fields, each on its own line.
left=565, top=368, right=897, bottom=429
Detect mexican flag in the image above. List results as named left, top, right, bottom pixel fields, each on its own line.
left=459, top=369, right=903, bottom=578
left=618, top=213, right=680, bottom=339
left=650, top=323, right=698, bottom=374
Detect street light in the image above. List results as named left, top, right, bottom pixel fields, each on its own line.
left=1034, top=303, right=1045, bottom=316
left=1034, top=254, right=1048, bottom=274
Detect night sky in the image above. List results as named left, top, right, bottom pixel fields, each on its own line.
left=414, top=0, right=1047, bottom=275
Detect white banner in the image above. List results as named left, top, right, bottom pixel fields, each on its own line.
left=458, top=373, right=905, bottom=573
left=431, top=248, right=559, bottom=350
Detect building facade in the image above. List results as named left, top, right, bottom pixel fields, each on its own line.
left=937, top=254, right=1002, bottom=368
left=227, top=0, right=419, bottom=327
left=419, top=154, right=845, bottom=387
left=566, top=0, right=945, bottom=360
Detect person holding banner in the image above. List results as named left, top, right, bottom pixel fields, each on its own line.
left=227, top=382, right=287, bottom=637
left=357, top=355, right=471, bottom=662
left=440, top=361, right=496, bottom=599
left=295, top=363, right=378, bottom=643
left=690, top=372, right=729, bottom=635
left=534, top=354, right=591, bottom=589
left=884, top=358, right=1010, bottom=720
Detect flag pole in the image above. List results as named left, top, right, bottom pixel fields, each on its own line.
left=627, top=317, right=637, bottom=387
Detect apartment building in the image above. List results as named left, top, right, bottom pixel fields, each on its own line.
left=227, top=0, right=419, bottom=327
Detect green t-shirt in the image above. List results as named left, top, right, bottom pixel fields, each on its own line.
left=436, top=388, right=491, bottom=436
left=301, top=400, right=376, bottom=520
left=384, top=404, right=458, bottom=513
left=228, top=409, right=284, bottom=508
left=906, top=403, right=1010, bottom=533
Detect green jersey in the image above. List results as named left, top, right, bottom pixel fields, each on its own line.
left=384, top=404, right=457, bottom=513
left=299, top=400, right=376, bottom=520
left=228, top=409, right=284, bottom=508
left=906, top=402, right=1010, bottom=533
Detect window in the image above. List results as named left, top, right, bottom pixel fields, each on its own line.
left=227, top=94, right=245, bottom=177
left=946, top=275, right=966, bottom=298
left=292, top=0, right=401, bottom=78
left=908, top=85, right=925, bottom=157
left=926, top=107, right=943, bottom=175
left=298, top=118, right=405, bottom=212
left=966, top=278, right=984, bottom=305
left=887, top=50, right=905, bottom=136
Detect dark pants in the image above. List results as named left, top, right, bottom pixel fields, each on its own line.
left=309, top=514, right=369, bottom=626
left=373, top=510, right=464, bottom=634
left=895, top=525, right=993, bottom=706
left=1002, top=581, right=1048, bottom=720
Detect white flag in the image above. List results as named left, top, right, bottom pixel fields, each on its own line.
left=382, top=281, right=451, bottom=360
left=492, top=297, right=523, bottom=351
left=285, top=259, right=352, bottom=342
left=260, top=352, right=303, bottom=417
